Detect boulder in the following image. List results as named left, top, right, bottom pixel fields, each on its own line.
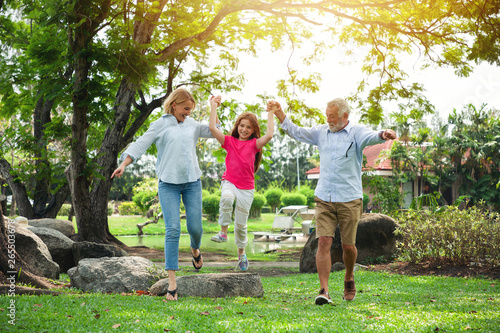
left=28, top=218, right=75, bottom=238
left=67, top=256, right=165, bottom=293
left=12, top=223, right=60, bottom=279
left=150, top=273, right=264, bottom=298
left=26, top=226, right=75, bottom=273
left=72, top=241, right=128, bottom=264
left=300, top=213, right=399, bottom=273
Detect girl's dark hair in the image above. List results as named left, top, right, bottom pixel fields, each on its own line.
left=230, top=112, right=262, bottom=173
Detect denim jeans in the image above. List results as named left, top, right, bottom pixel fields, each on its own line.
left=158, top=179, right=203, bottom=270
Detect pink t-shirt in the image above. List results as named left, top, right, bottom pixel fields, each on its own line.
left=221, top=135, right=260, bottom=190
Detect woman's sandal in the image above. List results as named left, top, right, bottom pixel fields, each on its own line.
left=192, top=252, right=203, bottom=270
left=166, top=288, right=178, bottom=301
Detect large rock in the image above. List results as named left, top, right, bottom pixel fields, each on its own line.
left=72, top=241, right=128, bottom=264
left=11, top=222, right=60, bottom=279
left=28, top=218, right=75, bottom=238
left=26, top=226, right=75, bottom=273
left=68, top=256, right=165, bottom=293
left=150, top=273, right=264, bottom=298
left=300, top=213, right=399, bottom=273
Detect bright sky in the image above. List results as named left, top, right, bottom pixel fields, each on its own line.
left=223, top=43, right=500, bottom=124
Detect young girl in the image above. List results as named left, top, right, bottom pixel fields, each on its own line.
left=208, top=95, right=276, bottom=270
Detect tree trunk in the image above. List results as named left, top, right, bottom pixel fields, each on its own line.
left=0, top=205, right=55, bottom=289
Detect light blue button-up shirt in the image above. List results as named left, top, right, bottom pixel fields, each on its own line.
left=281, top=117, right=384, bottom=203
left=121, top=114, right=216, bottom=184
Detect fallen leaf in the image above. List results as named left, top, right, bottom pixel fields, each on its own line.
left=430, top=299, right=437, bottom=303
left=104, top=308, right=111, bottom=312
left=163, top=329, right=171, bottom=332
left=67, top=315, right=73, bottom=319
left=375, top=317, right=383, bottom=320
left=243, top=301, right=248, bottom=305
left=135, top=319, right=140, bottom=323
left=282, top=308, right=290, bottom=311
left=112, top=323, right=121, bottom=329
left=169, top=315, right=174, bottom=320
left=468, top=311, right=477, bottom=314
left=33, top=304, right=43, bottom=307
left=237, top=312, right=244, bottom=315
left=199, top=311, right=210, bottom=316
left=95, top=314, right=101, bottom=319
left=214, top=307, right=223, bottom=310
left=80, top=302, right=86, bottom=306
left=487, top=298, right=494, bottom=301
left=367, top=316, right=374, bottom=319
left=471, top=299, right=477, bottom=302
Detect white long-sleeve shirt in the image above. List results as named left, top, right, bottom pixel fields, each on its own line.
left=281, top=117, right=384, bottom=202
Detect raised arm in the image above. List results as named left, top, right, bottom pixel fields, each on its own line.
left=256, top=102, right=276, bottom=150
left=268, top=100, right=286, bottom=123
left=208, top=95, right=225, bottom=145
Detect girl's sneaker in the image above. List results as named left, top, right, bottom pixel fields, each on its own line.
left=238, top=253, right=249, bottom=271
left=211, top=232, right=227, bottom=243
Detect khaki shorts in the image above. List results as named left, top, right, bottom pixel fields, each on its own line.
left=314, top=197, right=363, bottom=245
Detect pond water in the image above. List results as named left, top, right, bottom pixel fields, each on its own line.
left=117, top=233, right=307, bottom=254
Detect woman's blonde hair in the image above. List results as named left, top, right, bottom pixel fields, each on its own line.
left=230, top=112, right=262, bottom=173
left=162, top=88, right=196, bottom=114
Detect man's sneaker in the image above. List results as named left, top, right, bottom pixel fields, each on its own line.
left=237, top=254, right=249, bottom=271
left=315, top=288, right=333, bottom=305
left=343, top=279, right=356, bottom=301
left=211, top=232, right=227, bottom=243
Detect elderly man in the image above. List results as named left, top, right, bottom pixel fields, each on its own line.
left=270, top=98, right=396, bottom=305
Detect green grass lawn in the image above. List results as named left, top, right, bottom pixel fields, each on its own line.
left=104, top=213, right=277, bottom=236
left=2, top=270, right=498, bottom=332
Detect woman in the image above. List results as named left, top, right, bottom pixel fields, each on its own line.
left=111, top=88, right=219, bottom=300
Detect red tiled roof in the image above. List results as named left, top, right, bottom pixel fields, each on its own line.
left=306, top=139, right=396, bottom=175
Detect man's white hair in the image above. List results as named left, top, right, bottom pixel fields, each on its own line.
left=327, top=98, right=350, bottom=116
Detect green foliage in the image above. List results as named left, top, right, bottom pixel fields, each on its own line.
left=264, top=187, right=283, bottom=213
left=58, top=204, right=72, bottom=217
left=362, top=193, right=369, bottom=212
left=118, top=202, right=141, bottom=216
left=365, top=174, right=403, bottom=214
left=132, top=178, right=158, bottom=214
left=395, top=204, right=500, bottom=268
left=280, top=193, right=307, bottom=206
left=250, top=193, right=265, bottom=218
left=298, top=185, right=315, bottom=208
left=410, top=193, right=440, bottom=212
left=202, top=194, right=220, bottom=222
left=447, top=105, right=500, bottom=210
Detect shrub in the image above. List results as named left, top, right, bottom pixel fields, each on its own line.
left=395, top=204, right=500, bottom=268
left=250, top=193, right=265, bottom=218
left=132, top=178, right=158, bottom=214
left=202, top=194, right=220, bottom=222
left=264, top=187, right=283, bottom=213
left=107, top=203, right=114, bottom=216
left=118, top=201, right=141, bottom=216
left=281, top=193, right=307, bottom=206
left=363, top=193, right=369, bottom=212
left=298, top=185, right=315, bottom=208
